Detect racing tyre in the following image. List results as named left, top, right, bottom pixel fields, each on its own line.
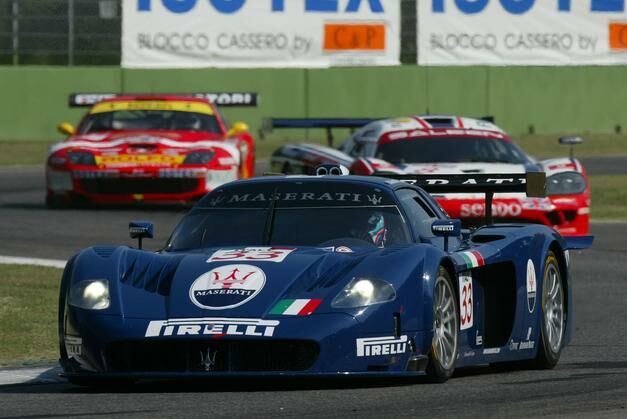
left=533, top=251, right=565, bottom=369
left=426, top=267, right=459, bottom=383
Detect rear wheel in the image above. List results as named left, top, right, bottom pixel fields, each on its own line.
left=426, top=267, right=459, bottom=383
left=533, top=251, right=565, bottom=369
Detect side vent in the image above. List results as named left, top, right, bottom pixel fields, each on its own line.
left=471, top=235, right=506, bottom=244
left=120, top=250, right=184, bottom=296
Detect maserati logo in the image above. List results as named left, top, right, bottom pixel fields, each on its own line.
left=367, top=194, right=383, bottom=205
left=209, top=196, right=226, bottom=207
left=189, top=264, right=266, bottom=310
left=200, top=347, right=218, bottom=371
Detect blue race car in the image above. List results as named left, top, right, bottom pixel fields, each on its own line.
left=58, top=168, right=592, bottom=385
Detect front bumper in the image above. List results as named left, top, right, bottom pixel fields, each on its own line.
left=46, top=166, right=238, bottom=204
left=60, top=313, right=430, bottom=379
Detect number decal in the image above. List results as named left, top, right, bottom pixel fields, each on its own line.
left=459, top=274, right=473, bottom=330
left=207, top=247, right=295, bottom=263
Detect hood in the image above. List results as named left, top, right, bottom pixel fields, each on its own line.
left=539, top=157, right=585, bottom=176
left=97, top=245, right=427, bottom=319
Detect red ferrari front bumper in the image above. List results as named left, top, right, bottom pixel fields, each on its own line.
left=46, top=166, right=238, bottom=205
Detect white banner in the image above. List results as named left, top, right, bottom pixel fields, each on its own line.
left=417, top=0, right=627, bottom=65
left=122, top=0, right=400, bottom=68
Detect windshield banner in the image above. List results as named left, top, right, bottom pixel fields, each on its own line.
left=417, top=0, right=627, bottom=65
left=122, top=0, right=400, bottom=68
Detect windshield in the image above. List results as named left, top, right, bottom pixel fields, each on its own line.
left=165, top=181, right=413, bottom=251
left=78, top=110, right=222, bottom=134
left=376, top=137, right=531, bottom=165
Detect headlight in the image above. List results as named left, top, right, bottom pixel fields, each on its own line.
left=69, top=280, right=110, bottom=310
left=67, top=151, right=96, bottom=166
left=331, top=277, right=396, bottom=308
left=184, top=151, right=215, bottom=165
left=546, top=172, right=586, bottom=196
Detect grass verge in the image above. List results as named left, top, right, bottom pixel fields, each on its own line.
left=0, top=264, right=62, bottom=367
left=515, top=133, right=627, bottom=158
left=0, top=141, right=55, bottom=166
left=589, top=175, right=627, bottom=220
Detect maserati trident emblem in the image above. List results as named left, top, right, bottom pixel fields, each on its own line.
left=200, top=347, right=218, bottom=371
left=367, top=194, right=383, bottom=205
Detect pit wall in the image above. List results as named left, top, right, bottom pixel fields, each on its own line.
left=1, top=65, right=626, bottom=141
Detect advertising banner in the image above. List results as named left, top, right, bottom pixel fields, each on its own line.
left=417, top=0, right=627, bottom=65
left=122, top=0, right=400, bottom=68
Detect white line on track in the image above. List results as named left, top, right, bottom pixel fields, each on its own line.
left=0, top=255, right=66, bottom=269
left=0, top=366, right=63, bottom=386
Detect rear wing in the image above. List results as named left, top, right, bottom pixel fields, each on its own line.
left=378, top=172, right=546, bottom=225
left=260, top=116, right=495, bottom=146
left=68, top=92, right=259, bottom=107
left=261, top=117, right=382, bottom=146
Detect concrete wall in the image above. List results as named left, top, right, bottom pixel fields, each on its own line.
left=1, top=65, right=626, bottom=141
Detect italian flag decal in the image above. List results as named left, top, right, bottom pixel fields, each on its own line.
left=270, top=299, right=322, bottom=316
left=460, top=251, right=485, bottom=269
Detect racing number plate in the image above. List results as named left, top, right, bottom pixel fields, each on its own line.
left=207, top=247, right=295, bottom=263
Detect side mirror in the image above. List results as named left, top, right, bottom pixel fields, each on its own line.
left=431, top=219, right=461, bottom=252
left=558, top=136, right=583, bottom=145
left=227, top=121, right=249, bottom=137
left=57, top=122, right=76, bottom=136
left=558, top=136, right=583, bottom=158
left=129, top=221, right=153, bottom=250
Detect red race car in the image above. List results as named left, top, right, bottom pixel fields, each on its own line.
left=47, top=92, right=257, bottom=206
left=269, top=115, right=590, bottom=236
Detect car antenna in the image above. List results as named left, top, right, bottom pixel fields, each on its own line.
left=262, top=186, right=280, bottom=245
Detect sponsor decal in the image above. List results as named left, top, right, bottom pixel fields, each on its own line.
left=94, top=154, right=185, bottom=166
left=519, top=340, right=535, bottom=350
left=460, top=202, right=523, bottom=218
left=145, top=317, right=279, bottom=337
left=476, top=332, right=483, bottom=346
left=463, top=350, right=476, bottom=358
left=483, top=348, right=501, bottom=355
left=356, top=335, right=408, bottom=357
left=65, top=336, right=82, bottom=358
left=91, top=100, right=214, bottom=115
left=459, top=251, right=485, bottom=269
left=510, top=339, right=535, bottom=351
left=269, top=299, right=322, bottom=316
left=459, top=274, right=473, bottom=330
left=335, top=246, right=353, bottom=253
left=526, top=259, right=537, bottom=313
left=189, top=264, right=266, bottom=310
left=433, top=224, right=455, bottom=233
left=208, top=247, right=295, bottom=263
left=214, top=192, right=383, bottom=205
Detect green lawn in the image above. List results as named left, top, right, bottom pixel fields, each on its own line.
left=589, top=175, right=627, bottom=220
left=0, top=264, right=62, bottom=367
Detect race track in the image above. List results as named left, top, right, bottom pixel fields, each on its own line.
left=1, top=161, right=626, bottom=418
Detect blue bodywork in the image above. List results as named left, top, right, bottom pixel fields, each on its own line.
left=58, top=175, right=589, bottom=381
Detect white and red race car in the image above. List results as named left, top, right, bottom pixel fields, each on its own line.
left=269, top=115, right=590, bottom=236
left=47, top=93, right=257, bottom=206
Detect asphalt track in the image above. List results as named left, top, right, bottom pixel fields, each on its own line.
left=1, top=160, right=627, bottom=418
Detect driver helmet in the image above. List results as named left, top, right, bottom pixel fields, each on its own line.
left=367, top=212, right=387, bottom=247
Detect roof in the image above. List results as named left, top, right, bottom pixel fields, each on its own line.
left=352, top=115, right=510, bottom=143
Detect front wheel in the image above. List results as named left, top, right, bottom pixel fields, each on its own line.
left=533, top=251, right=565, bottom=369
left=426, top=267, right=459, bottom=383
